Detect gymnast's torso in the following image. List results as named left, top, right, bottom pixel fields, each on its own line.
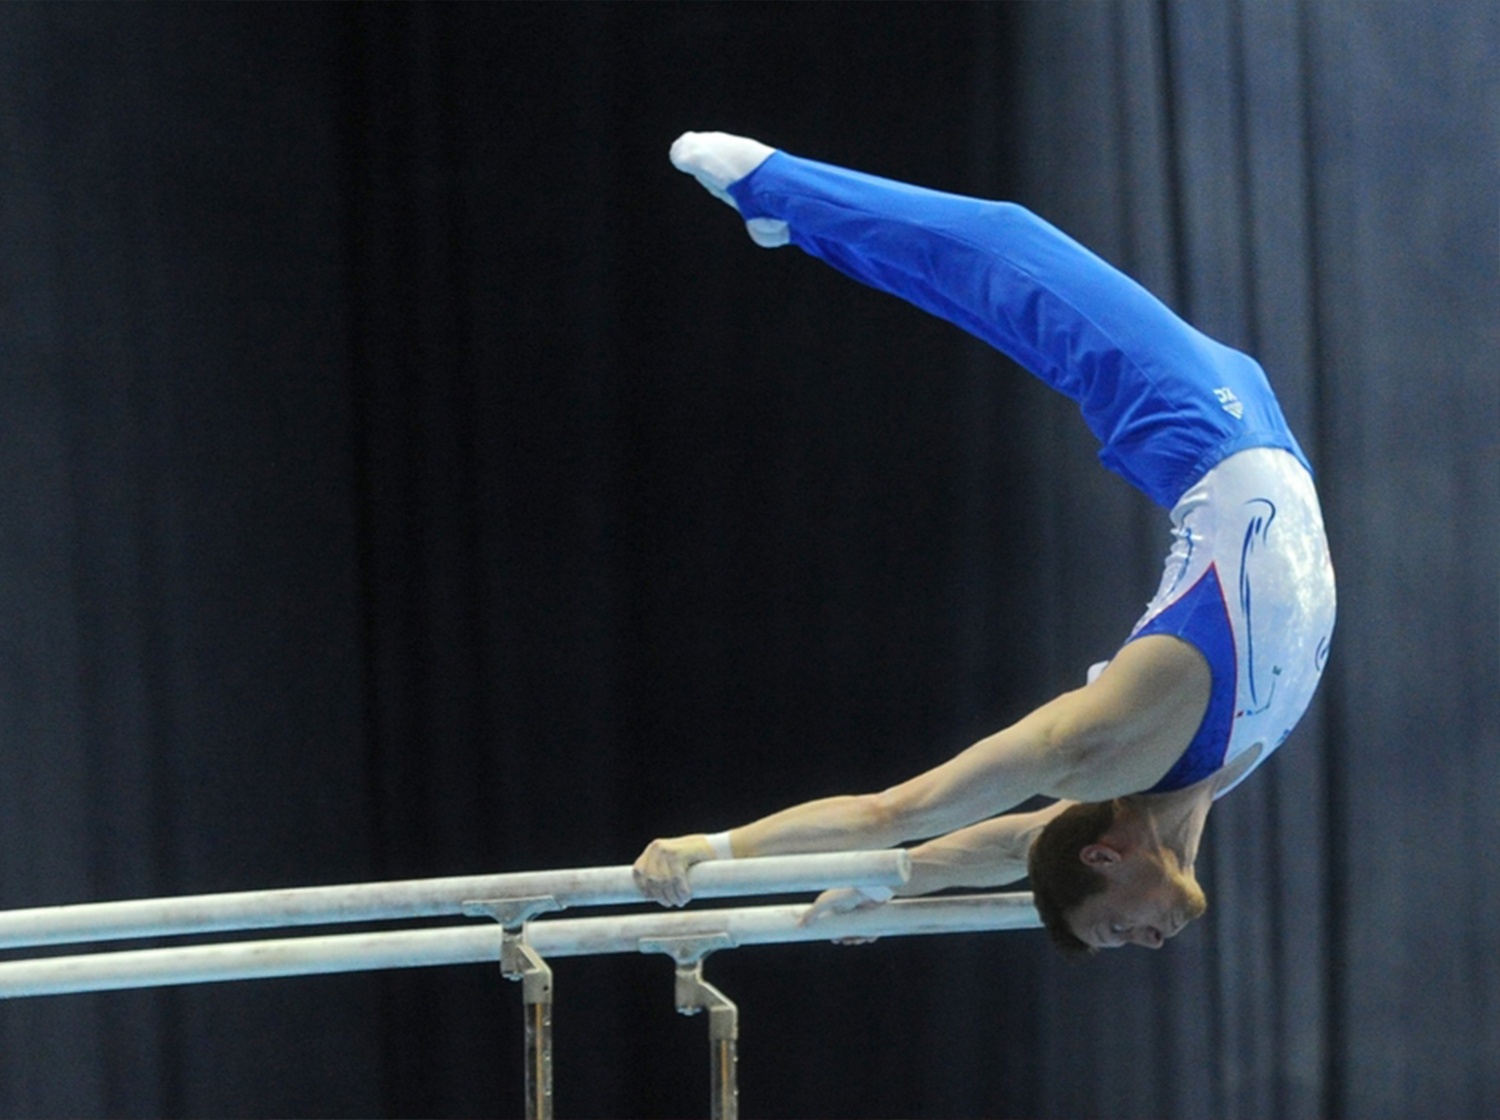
left=1107, top=447, right=1335, bottom=796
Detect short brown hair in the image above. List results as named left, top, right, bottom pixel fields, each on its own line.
left=1027, top=800, right=1119, bottom=958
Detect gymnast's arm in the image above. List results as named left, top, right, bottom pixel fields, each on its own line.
left=633, top=634, right=1209, bottom=906
left=898, top=802, right=1071, bottom=893
left=794, top=804, right=1071, bottom=925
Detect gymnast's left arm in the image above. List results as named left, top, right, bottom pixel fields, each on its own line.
left=798, top=804, right=1070, bottom=924
left=900, top=803, right=1071, bottom=893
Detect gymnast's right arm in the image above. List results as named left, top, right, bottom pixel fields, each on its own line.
left=632, top=634, right=1208, bottom=907
left=632, top=691, right=1082, bottom=907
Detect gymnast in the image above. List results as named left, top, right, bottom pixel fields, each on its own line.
left=633, top=133, right=1336, bottom=954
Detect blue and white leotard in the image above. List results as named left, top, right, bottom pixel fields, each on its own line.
left=728, top=151, right=1337, bottom=796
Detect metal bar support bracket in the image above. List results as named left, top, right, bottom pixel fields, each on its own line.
left=465, top=897, right=561, bottom=1120
left=640, top=933, right=739, bottom=1120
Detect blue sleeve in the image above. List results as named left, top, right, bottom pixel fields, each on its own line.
left=728, top=152, right=1310, bottom=507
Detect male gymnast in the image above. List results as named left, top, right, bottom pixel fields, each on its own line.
left=633, top=133, right=1336, bottom=954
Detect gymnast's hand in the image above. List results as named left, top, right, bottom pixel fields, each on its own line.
left=798, top=886, right=888, bottom=945
left=633, top=835, right=715, bottom=908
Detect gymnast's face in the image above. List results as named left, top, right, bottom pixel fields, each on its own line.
left=1066, top=846, right=1206, bottom=951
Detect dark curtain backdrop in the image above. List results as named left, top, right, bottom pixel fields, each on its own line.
left=1, top=3, right=1494, bottom=1118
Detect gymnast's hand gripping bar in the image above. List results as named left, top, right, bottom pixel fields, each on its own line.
left=0, top=851, right=909, bottom=951
left=0, top=891, right=1039, bottom=1000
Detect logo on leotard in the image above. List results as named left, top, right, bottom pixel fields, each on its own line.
left=1237, top=500, right=1279, bottom=718
left=1213, top=387, right=1245, bottom=420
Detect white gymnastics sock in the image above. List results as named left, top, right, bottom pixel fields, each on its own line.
left=669, top=131, right=790, bottom=248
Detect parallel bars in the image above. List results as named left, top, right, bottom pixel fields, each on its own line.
left=0, top=853, right=1041, bottom=1119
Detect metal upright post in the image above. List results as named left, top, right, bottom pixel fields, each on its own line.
left=676, top=961, right=739, bottom=1120
left=503, top=936, right=554, bottom=1119
left=641, top=932, right=738, bottom=1120
left=464, top=896, right=561, bottom=1120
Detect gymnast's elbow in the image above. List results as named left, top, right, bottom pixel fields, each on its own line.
left=862, top=788, right=928, bottom=848
left=864, top=784, right=982, bottom=847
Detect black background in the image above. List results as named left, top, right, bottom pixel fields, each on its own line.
left=0, top=3, right=1495, bottom=1117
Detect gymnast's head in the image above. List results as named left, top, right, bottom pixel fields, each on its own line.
left=1027, top=798, right=1207, bottom=956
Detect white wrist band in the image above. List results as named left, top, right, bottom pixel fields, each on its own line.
left=705, top=831, right=735, bottom=860
left=857, top=885, right=894, bottom=903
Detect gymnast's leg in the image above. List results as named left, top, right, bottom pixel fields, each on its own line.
left=668, top=131, right=1201, bottom=390
left=669, top=130, right=1305, bottom=509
